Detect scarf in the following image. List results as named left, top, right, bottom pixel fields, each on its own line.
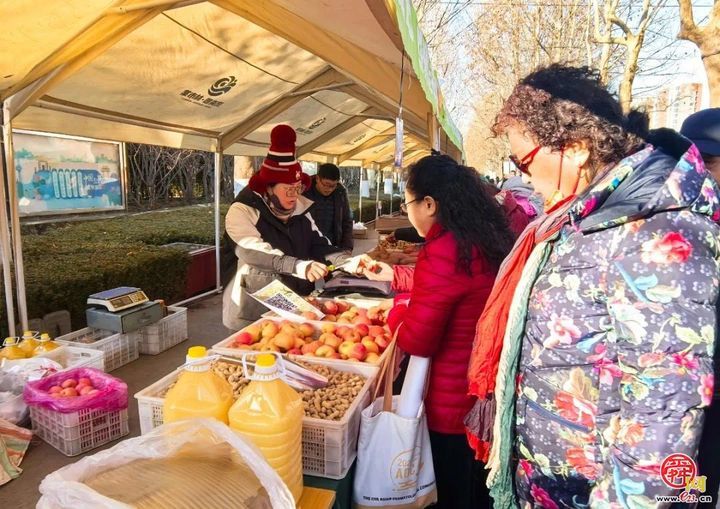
left=465, top=196, right=575, bottom=463
left=263, top=188, right=295, bottom=222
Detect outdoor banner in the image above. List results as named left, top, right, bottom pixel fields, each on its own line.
left=12, top=131, right=124, bottom=216
left=360, top=180, right=370, bottom=198
left=384, top=178, right=394, bottom=196
left=392, top=0, right=463, bottom=152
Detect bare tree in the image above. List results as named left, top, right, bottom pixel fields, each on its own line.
left=678, top=0, right=720, bottom=107
left=592, top=0, right=669, bottom=113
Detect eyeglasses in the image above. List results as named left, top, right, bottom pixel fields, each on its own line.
left=280, top=184, right=304, bottom=197
left=400, top=198, right=420, bottom=213
left=509, top=146, right=541, bottom=175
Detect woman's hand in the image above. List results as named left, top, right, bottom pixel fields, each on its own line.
left=305, top=261, right=329, bottom=282
left=362, top=260, right=393, bottom=282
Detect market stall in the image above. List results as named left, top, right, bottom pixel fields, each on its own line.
left=1, top=0, right=460, bottom=506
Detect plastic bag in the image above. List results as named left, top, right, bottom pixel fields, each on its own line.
left=38, top=418, right=295, bottom=509
left=0, top=371, right=28, bottom=424
left=2, top=356, right=63, bottom=382
left=23, top=368, right=127, bottom=413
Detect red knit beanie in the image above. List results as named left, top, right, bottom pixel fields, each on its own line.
left=248, top=124, right=310, bottom=193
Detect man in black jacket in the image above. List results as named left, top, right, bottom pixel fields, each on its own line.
left=303, top=163, right=354, bottom=252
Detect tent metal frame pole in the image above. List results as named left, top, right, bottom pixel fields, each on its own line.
left=358, top=167, right=362, bottom=224
left=214, top=149, right=222, bottom=293
left=2, top=102, right=28, bottom=331
left=0, top=110, right=16, bottom=336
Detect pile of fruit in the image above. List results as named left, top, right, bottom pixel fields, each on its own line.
left=365, top=238, right=421, bottom=265
left=46, top=377, right=100, bottom=398
left=226, top=319, right=391, bottom=363
left=304, top=298, right=392, bottom=326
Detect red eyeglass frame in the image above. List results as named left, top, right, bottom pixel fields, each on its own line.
left=509, top=145, right=541, bottom=175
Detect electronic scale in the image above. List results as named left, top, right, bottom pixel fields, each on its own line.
left=86, top=287, right=162, bottom=334
left=87, top=287, right=149, bottom=312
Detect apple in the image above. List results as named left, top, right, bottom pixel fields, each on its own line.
left=354, top=324, right=370, bottom=337
left=299, top=323, right=315, bottom=338
left=301, top=341, right=321, bottom=355
left=323, top=301, right=339, bottom=315
left=339, top=340, right=355, bottom=357
left=280, top=324, right=298, bottom=336
left=362, top=338, right=380, bottom=354
left=234, top=331, right=254, bottom=346
left=321, top=323, right=336, bottom=334
left=293, top=336, right=306, bottom=349
left=273, top=333, right=294, bottom=351
left=49, top=385, right=63, bottom=394
left=60, top=388, right=78, bottom=397
left=345, top=330, right=362, bottom=343
left=50, top=392, right=63, bottom=399
left=365, top=352, right=381, bottom=363
left=301, top=311, right=317, bottom=320
left=349, top=343, right=367, bottom=361
left=262, top=322, right=279, bottom=339
left=339, top=311, right=355, bottom=321
left=335, top=326, right=350, bottom=338
left=315, top=345, right=336, bottom=358
left=375, top=335, right=391, bottom=351
left=336, top=301, right=350, bottom=313
left=353, top=316, right=371, bottom=326
left=79, top=385, right=94, bottom=396
left=287, top=348, right=303, bottom=355
left=245, top=325, right=262, bottom=342
left=87, top=389, right=100, bottom=396
left=323, top=315, right=337, bottom=322
left=62, top=379, right=78, bottom=389
left=78, top=377, right=92, bottom=386
left=337, top=317, right=351, bottom=324
left=323, top=334, right=342, bottom=349
left=329, top=352, right=342, bottom=359
left=369, top=325, right=385, bottom=338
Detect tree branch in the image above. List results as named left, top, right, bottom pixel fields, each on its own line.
left=677, top=0, right=701, bottom=42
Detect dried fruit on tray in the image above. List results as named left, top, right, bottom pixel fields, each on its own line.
left=365, top=238, right=421, bottom=265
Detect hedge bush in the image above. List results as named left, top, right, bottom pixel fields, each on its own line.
left=1, top=205, right=226, bottom=336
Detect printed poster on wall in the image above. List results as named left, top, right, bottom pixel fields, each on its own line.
left=12, top=131, right=125, bottom=216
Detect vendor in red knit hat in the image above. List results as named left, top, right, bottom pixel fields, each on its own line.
left=222, top=124, right=350, bottom=329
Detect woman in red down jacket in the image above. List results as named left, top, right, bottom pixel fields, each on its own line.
left=363, top=153, right=516, bottom=508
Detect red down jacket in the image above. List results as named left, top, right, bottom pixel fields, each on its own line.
left=388, top=223, right=498, bottom=434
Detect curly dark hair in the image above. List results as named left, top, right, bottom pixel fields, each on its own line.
left=406, top=154, right=514, bottom=273
left=494, top=64, right=649, bottom=178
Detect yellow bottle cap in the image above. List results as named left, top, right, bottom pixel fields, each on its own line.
left=23, top=330, right=33, bottom=337
left=256, top=353, right=276, bottom=368
left=187, top=346, right=207, bottom=359
left=40, top=333, right=51, bottom=340
left=3, top=337, right=17, bottom=346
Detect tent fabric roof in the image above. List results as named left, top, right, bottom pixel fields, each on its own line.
left=2, top=0, right=462, bottom=163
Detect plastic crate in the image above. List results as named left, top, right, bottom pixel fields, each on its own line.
left=56, top=328, right=138, bottom=372
left=36, top=345, right=105, bottom=372
left=134, top=358, right=376, bottom=479
left=131, top=306, right=188, bottom=355
left=29, top=405, right=129, bottom=456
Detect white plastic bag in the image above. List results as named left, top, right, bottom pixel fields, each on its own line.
left=38, top=418, right=295, bottom=509
left=0, top=371, right=28, bottom=424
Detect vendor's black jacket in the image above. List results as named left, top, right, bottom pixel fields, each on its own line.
left=221, top=187, right=347, bottom=328
left=303, top=176, right=354, bottom=251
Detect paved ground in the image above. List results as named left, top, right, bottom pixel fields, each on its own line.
left=2, top=231, right=380, bottom=507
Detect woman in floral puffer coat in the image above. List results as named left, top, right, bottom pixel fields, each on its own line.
left=467, top=65, right=720, bottom=508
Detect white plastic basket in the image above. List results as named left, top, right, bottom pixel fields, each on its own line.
left=29, top=405, right=129, bottom=457
left=56, top=328, right=138, bottom=372
left=36, top=345, right=105, bottom=372
left=131, top=306, right=188, bottom=355
left=134, top=358, right=376, bottom=479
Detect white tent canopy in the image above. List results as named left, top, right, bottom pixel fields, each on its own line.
left=1, top=0, right=462, bottom=333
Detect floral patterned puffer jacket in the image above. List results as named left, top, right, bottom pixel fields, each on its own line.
left=513, top=132, right=720, bottom=508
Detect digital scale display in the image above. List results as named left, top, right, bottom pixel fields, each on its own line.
left=87, top=287, right=149, bottom=312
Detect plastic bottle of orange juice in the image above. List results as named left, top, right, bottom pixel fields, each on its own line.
left=18, top=331, right=39, bottom=357
left=32, top=333, right=59, bottom=355
left=163, top=346, right=233, bottom=424
left=0, top=337, right=26, bottom=360
left=228, top=353, right=304, bottom=503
